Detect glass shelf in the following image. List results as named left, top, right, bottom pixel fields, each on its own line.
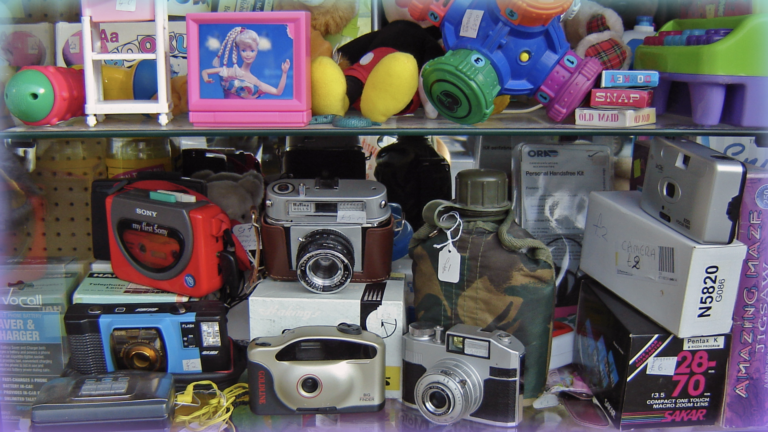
left=2, top=109, right=765, bottom=140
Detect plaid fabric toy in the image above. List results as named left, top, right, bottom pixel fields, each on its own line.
left=563, top=0, right=632, bottom=70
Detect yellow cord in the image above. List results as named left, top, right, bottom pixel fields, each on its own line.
left=174, top=381, right=249, bottom=432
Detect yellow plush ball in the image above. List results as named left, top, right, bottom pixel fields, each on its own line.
left=360, top=52, right=418, bottom=123
left=311, top=56, right=349, bottom=116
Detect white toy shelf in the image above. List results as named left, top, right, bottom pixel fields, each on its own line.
left=80, top=0, right=173, bottom=127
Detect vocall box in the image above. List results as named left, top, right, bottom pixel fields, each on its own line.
left=581, top=191, right=746, bottom=338
left=249, top=277, right=405, bottom=399
left=575, top=278, right=730, bottom=429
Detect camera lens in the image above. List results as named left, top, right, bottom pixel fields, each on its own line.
left=111, top=328, right=167, bottom=372
left=298, top=375, right=322, bottom=398
left=296, top=230, right=355, bottom=294
left=665, top=182, right=677, bottom=198
left=426, top=387, right=451, bottom=414
left=301, top=377, right=320, bottom=394
left=414, top=359, right=483, bottom=425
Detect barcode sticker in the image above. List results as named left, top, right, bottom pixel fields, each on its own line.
left=658, top=246, right=675, bottom=273
left=116, top=0, right=137, bottom=12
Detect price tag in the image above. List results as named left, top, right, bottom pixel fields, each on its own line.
left=438, top=244, right=461, bottom=283
left=68, top=35, right=81, bottom=54
left=232, top=223, right=259, bottom=250
left=116, top=0, right=137, bottom=12
left=337, top=211, right=366, bottom=224
left=460, top=10, right=484, bottom=38
left=647, top=357, right=677, bottom=376
left=26, top=37, right=38, bottom=54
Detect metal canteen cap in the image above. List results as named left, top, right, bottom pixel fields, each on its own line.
left=455, top=169, right=511, bottom=211
left=420, top=49, right=500, bottom=125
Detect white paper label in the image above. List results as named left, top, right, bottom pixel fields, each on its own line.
left=438, top=244, right=461, bottom=283
left=116, top=0, right=137, bottom=11
left=27, top=37, right=38, bottom=54
left=182, top=358, right=202, bottom=372
left=684, top=336, right=725, bottom=350
left=337, top=211, right=366, bottom=224
left=232, top=223, right=259, bottom=250
left=460, top=10, right=484, bottom=38
left=646, top=357, right=677, bottom=376
left=67, top=35, right=81, bottom=54
left=464, top=339, right=490, bottom=358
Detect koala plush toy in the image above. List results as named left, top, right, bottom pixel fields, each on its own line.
left=192, top=170, right=264, bottom=224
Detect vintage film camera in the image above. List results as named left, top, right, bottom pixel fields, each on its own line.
left=403, top=323, right=525, bottom=427
left=640, top=138, right=746, bottom=244
left=247, top=323, right=386, bottom=415
left=105, top=182, right=240, bottom=297
left=261, top=178, right=394, bottom=294
left=64, top=301, right=231, bottom=375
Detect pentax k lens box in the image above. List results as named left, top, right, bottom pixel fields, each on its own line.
left=581, top=191, right=746, bottom=338
left=249, top=277, right=405, bottom=399
left=575, top=277, right=730, bottom=429
left=0, top=261, right=80, bottom=432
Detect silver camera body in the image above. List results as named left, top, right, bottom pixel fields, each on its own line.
left=247, top=323, right=386, bottom=415
left=640, top=138, right=745, bottom=244
left=402, top=323, right=525, bottom=427
left=263, top=178, right=392, bottom=294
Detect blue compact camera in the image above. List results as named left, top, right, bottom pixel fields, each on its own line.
left=64, top=301, right=231, bottom=375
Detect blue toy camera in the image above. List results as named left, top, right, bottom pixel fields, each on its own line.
left=64, top=301, right=231, bottom=375
left=409, top=0, right=603, bottom=124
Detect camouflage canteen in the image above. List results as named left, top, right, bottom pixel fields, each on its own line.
left=408, top=169, right=556, bottom=401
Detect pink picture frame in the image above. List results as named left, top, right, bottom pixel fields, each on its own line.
left=186, top=11, right=311, bottom=128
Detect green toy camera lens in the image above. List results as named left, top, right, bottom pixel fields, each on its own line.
left=421, top=50, right=500, bottom=125
left=4, top=69, right=55, bottom=123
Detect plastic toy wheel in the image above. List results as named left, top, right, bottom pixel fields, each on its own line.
left=86, top=115, right=97, bottom=127
left=158, top=113, right=170, bottom=126
left=499, top=0, right=573, bottom=27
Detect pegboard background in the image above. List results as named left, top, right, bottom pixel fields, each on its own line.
left=5, top=0, right=82, bottom=24
left=27, top=138, right=107, bottom=261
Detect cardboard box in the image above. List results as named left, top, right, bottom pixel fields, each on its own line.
left=249, top=277, right=406, bottom=399
left=575, top=278, right=730, bottom=429
left=54, top=21, right=187, bottom=76
left=722, top=166, right=768, bottom=427
left=72, top=272, right=198, bottom=304
left=0, top=23, right=55, bottom=67
left=0, top=262, right=80, bottom=432
left=581, top=191, right=746, bottom=337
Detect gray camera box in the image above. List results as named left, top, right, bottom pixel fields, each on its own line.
left=248, top=277, right=406, bottom=399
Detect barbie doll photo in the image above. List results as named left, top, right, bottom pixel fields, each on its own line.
left=199, top=24, right=294, bottom=100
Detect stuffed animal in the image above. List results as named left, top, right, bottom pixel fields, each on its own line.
left=273, top=0, right=359, bottom=59
left=191, top=170, right=264, bottom=224
left=563, top=0, right=633, bottom=70
left=312, top=19, right=445, bottom=123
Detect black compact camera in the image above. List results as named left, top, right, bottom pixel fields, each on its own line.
left=65, top=301, right=231, bottom=375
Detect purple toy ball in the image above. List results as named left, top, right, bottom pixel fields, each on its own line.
left=61, top=30, right=108, bottom=67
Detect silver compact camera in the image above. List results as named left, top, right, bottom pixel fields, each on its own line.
left=402, top=323, right=525, bottom=427
left=640, top=138, right=746, bottom=244
left=262, top=178, right=394, bottom=294
left=247, top=323, right=386, bottom=415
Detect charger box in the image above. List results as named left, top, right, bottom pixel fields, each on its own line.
left=581, top=191, right=746, bottom=337
left=575, top=277, right=730, bottom=429
left=0, top=259, right=81, bottom=431
left=249, top=277, right=406, bottom=399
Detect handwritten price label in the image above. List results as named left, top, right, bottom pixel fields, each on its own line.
left=232, top=224, right=259, bottom=250
left=438, top=244, right=461, bottom=283
left=116, top=0, right=137, bottom=12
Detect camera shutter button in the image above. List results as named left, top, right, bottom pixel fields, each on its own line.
left=497, top=332, right=513, bottom=343
left=336, top=323, right=362, bottom=335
